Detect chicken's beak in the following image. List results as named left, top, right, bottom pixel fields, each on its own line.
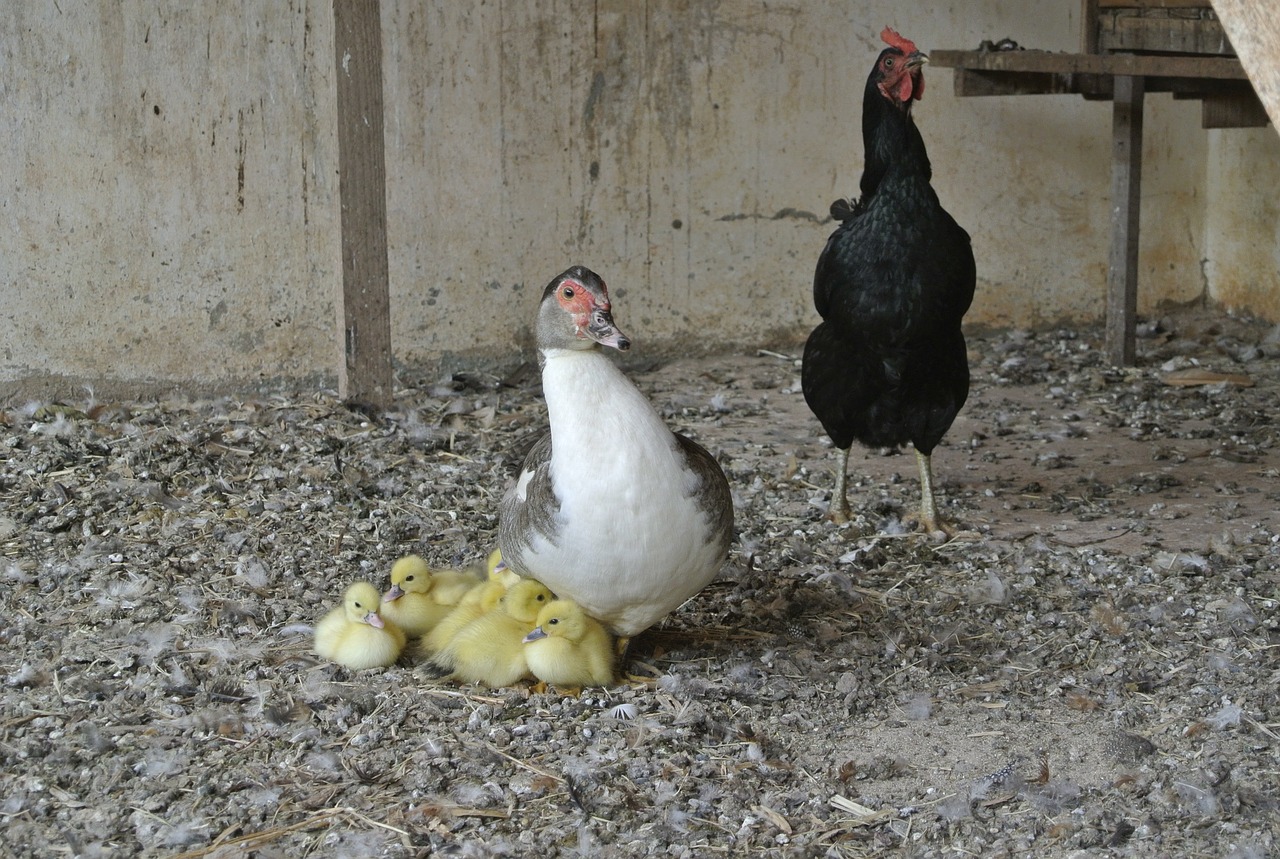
left=523, top=627, right=548, bottom=644
left=364, top=611, right=385, bottom=629
left=905, top=51, right=928, bottom=102
left=585, top=307, right=631, bottom=352
left=384, top=584, right=404, bottom=601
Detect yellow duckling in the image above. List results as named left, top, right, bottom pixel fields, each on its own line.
left=379, top=555, right=474, bottom=637
left=420, top=578, right=505, bottom=656
left=419, top=550, right=520, bottom=655
left=433, top=579, right=554, bottom=687
left=489, top=551, right=522, bottom=589
left=523, top=599, right=616, bottom=688
left=455, top=546, right=503, bottom=583
left=314, top=582, right=406, bottom=670
left=408, top=554, right=480, bottom=603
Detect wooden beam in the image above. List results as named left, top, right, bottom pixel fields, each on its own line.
left=1098, top=0, right=1219, bottom=7
left=1106, top=75, right=1145, bottom=366
left=952, top=68, right=1102, bottom=98
left=953, top=66, right=1256, bottom=106
left=1201, top=91, right=1271, bottom=127
left=333, top=0, right=393, bottom=410
left=931, top=49, right=1248, bottom=81
left=1096, top=6, right=1232, bottom=56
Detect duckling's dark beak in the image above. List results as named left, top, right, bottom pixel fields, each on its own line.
left=523, top=627, right=548, bottom=644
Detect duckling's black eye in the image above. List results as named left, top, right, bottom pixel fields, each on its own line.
left=548, top=618, right=560, bottom=626
left=405, top=575, right=415, bottom=582
left=537, top=594, right=546, bottom=602
left=354, top=601, right=363, bottom=609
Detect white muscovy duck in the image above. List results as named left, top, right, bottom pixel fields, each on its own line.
left=498, top=265, right=734, bottom=639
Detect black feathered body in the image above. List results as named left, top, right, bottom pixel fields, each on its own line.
left=802, top=65, right=975, bottom=460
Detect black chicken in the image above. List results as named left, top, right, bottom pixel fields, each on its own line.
left=801, top=27, right=975, bottom=533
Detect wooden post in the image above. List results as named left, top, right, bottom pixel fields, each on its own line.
left=1106, top=74, right=1144, bottom=367
left=1081, top=0, right=1100, bottom=55
left=333, top=0, right=393, bottom=409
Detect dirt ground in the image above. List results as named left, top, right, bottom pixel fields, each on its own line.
left=1, top=307, right=1277, bottom=858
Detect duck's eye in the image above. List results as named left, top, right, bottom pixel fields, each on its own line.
left=353, top=601, right=363, bottom=609
left=405, top=575, right=415, bottom=582
left=537, top=594, right=547, bottom=602
left=548, top=618, right=560, bottom=626
left=561, top=286, right=575, bottom=299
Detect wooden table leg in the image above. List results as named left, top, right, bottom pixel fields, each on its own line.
left=1106, top=75, right=1145, bottom=366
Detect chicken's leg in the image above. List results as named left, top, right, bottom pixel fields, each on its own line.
left=829, top=447, right=853, bottom=524
left=914, top=448, right=951, bottom=535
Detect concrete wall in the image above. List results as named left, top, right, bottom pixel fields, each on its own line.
left=1206, top=128, right=1280, bottom=319
left=0, top=2, right=340, bottom=396
left=1207, top=1, right=1280, bottom=318
left=0, top=1, right=1274, bottom=398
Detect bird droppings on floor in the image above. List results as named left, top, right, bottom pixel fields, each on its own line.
left=1, top=307, right=1278, bottom=857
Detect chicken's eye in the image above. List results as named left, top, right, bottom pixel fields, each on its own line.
left=561, top=286, right=575, bottom=299
left=884, top=57, right=895, bottom=69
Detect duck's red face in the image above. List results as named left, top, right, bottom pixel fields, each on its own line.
left=555, top=276, right=600, bottom=324
left=556, top=275, right=631, bottom=351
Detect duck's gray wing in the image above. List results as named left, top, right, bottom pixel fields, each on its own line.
left=673, top=432, right=734, bottom=559
left=497, top=432, right=560, bottom=575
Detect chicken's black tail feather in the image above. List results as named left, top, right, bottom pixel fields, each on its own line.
left=830, top=197, right=864, bottom=223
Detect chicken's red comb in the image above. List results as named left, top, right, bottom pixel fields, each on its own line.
left=881, top=27, right=918, bottom=55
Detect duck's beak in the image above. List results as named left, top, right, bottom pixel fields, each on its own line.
left=384, top=585, right=404, bottom=601
left=523, top=626, right=548, bottom=644
left=585, top=307, right=631, bottom=352
left=364, top=611, right=385, bottom=629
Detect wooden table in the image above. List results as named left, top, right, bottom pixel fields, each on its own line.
left=930, top=47, right=1262, bottom=364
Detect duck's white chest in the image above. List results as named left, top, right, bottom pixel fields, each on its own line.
left=541, top=352, right=695, bottom=521
left=523, top=351, right=719, bottom=631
